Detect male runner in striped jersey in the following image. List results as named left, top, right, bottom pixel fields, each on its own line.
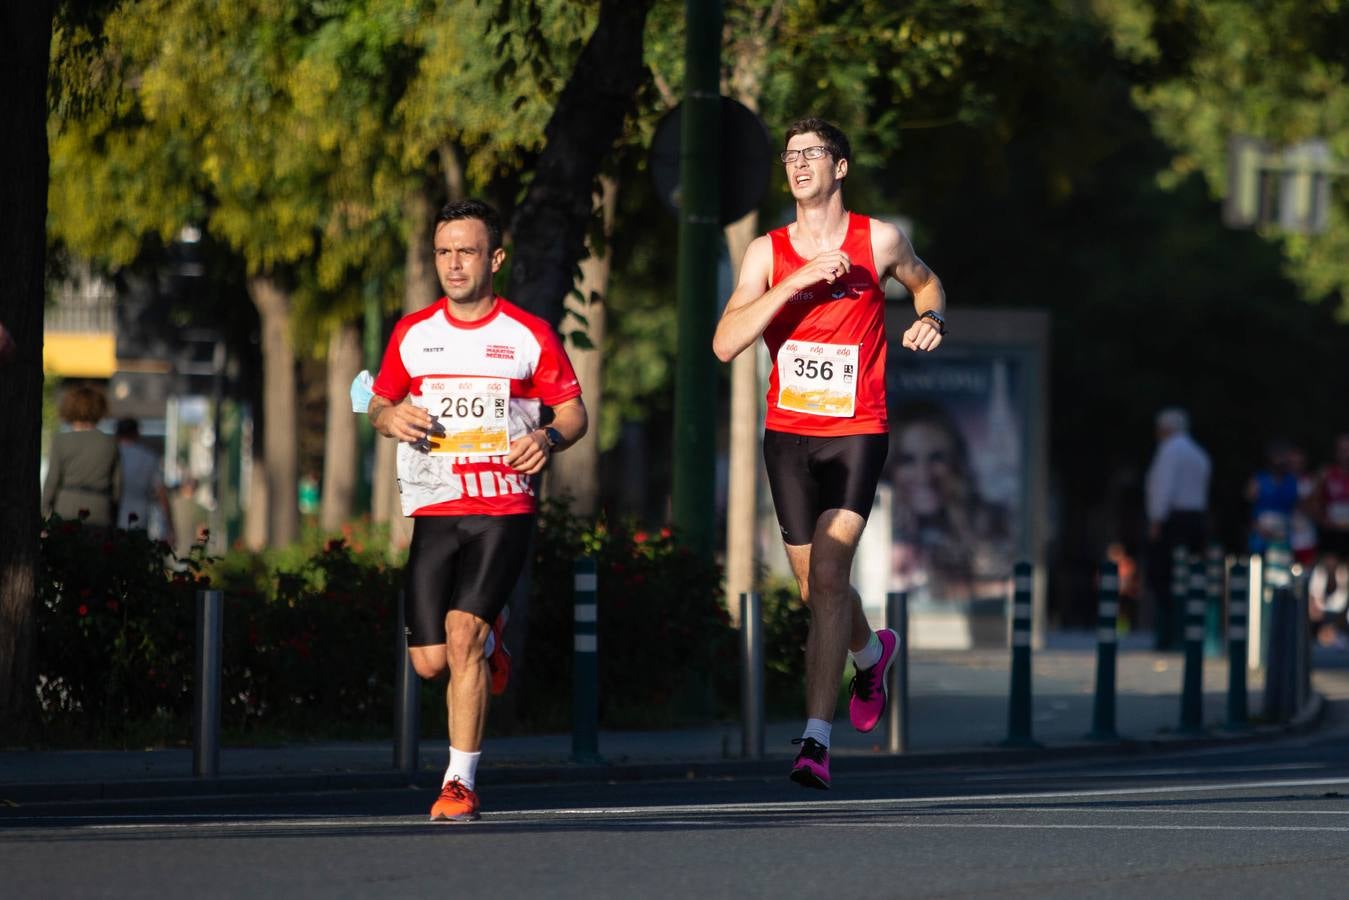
left=369, top=199, right=587, bottom=821
left=713, top=118, right=946, bottom=788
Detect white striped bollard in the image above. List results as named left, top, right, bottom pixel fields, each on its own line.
left=1003, top=562, right=1036, bottom=747
left=572, top=558, right=601, bottom=763
left=1204, top=544, right=1225, bottom=658
left=1087, top=560, right=1120, bottom=741
left=1226, top=559, right=1250, bottom=729
left=1165, top=544, right=1189, bottom=650
left=1179, top=555, right=1205, bottom=732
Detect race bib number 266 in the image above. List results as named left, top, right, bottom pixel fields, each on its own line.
left=418, top=377, right=510, bottom=457
left=776, top=341, right=858, bottom=418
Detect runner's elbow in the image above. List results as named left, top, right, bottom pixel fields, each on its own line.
left=712, top=332, right=741, bottom=363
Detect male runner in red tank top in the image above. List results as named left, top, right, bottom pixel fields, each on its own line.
left=713, top=118, right=946, bottom=789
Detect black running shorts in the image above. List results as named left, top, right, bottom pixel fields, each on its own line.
left=762, top=430, right=889, bottom=546
left=404, top=513, right=534, bottom=647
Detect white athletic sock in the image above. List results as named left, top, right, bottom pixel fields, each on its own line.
left=444, top=747, right=482, bottom=790
left=484, top=630, right=496, bottom=658
left=801, top=719, right=832, bottom=749
left=850, top=631, right=883, bottom=670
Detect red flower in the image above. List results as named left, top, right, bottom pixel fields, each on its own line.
left=633, top=531, right=649, bottom=543
left=660, top=527, right=672, bottom=539
left=105, top=600, right=119, bottom=612
left=77, top=604, right=89, bottom=616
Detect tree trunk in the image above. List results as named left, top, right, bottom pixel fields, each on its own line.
left=547, top=175, right=617, bottom=516
left=373, top=181, right=443, bottom=548
left=321, top=322, right=362, bottom=532
left=720, top=8, right=779, bottom=624
left=506, top=0, right=654, bottom=327
left=724, top=211, right=760, bottom=625
left=246, top=274, right=299, bottom=548
left=0, top=0, right=54, bottom=737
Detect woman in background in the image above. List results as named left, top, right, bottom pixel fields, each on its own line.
left=43, top=384, right=120, bottom=527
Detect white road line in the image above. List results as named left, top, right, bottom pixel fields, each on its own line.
left=965, top=762, right=1326, bottom=781
left=5, top=776, right=1349, bottom=831
left=819, top=823, right=1349, bottom=833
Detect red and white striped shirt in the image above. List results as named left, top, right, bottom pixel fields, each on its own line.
left=372, top=296, right=581, bottom=517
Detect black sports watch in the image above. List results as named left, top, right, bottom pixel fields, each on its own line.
left=542, top=426, right=563, bottom=450
left=919, top=309, right=947, bottom=335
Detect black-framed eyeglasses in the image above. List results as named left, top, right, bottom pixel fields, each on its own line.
left=780, top=146, right=831, bottom=164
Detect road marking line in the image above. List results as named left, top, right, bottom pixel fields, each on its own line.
left=818, top=822, right=1349, bottom=833
left=6, top=776, right=1349, bottom=830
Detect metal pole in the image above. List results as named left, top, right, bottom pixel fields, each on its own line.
left=1003, top=562, right=1037, bottom=746
left=1088, top=561, right=1120, bottom=741
left=1226, top=559, right=1250, bottom=729
left=1165, top=544, right=1189, bottom=650
left=1204, top=544, right=1225, bottom=659
left=193, top=589, right=223, bottom=777
left=885, top=591, right=910, bottom=753
left=393, top=591, right=419, bottom=773
left=671, top=0, right=722, bottom=560
left=739, top=591, right=764, bottom=759
left=573, top=557, right=601, bottom=763
left=1179, top=555, right=1205, bottom=733
left=1247, top=553, right=1264, bottom=671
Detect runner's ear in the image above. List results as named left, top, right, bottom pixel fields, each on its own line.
left=491, top=246, right=506, bottom=273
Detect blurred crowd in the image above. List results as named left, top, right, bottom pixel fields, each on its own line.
left=1245, top=433, right=1349, bottom=648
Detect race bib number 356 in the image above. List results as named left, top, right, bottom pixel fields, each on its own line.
left=418, top=377, right=510, bottom=457
left=776, top=341, right=858, bottom=418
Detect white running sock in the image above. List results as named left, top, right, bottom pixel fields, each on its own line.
left=484, top=630, right=496, bottom=658
left=445, top=747, right=482, bottom=789
left=850, top=631, right=883, bottom=670
left=801, top=719, right=832, bottom=749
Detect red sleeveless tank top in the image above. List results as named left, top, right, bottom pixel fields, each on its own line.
left=763, top=212, right=888, bottom=436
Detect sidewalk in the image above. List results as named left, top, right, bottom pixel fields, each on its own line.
left=2, top=632, right=1336, bottom=802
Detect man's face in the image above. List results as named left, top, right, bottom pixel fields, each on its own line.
left=784, top=132, right=846, bottom=201
left=434, top=218, right=504, bottom=305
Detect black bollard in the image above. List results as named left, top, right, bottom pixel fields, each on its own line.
left=1002, top=562, right=1037, bottom=747
left=1226, top=559, right=1250, bottom=729
left=1179, top=556, right=1206, bottom=733
left=1087, top=561, right=1120, bottom=741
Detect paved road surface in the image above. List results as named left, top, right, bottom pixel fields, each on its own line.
left=8, top=722, right=1349, bottom=899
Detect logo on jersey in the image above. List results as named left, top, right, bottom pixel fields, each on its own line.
left=423, top=346, right=445, bottom=352
left=829, top=279, right=868, bottom=300
left=788, top=290, right=815, bottom=303
left=485, top=344, right=516, bottom=360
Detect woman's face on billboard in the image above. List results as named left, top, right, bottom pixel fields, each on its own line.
left=894, top=421, right=956, bottom=516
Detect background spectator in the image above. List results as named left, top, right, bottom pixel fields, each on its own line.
left=1144, top=407, right=1210, bottom=649
left=42, top=384, right=121, bottom=527
left=115, top=418, right=173, bottom=538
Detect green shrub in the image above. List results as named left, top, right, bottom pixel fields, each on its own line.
left=35, top=516, right=202, bottom=741
left=519, top=501, right=737, bottom=729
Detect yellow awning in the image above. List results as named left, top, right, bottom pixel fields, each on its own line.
left=44, top=333, right=117, bottom=378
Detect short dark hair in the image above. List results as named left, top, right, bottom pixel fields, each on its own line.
left=784, top=117, right=852, bottom=167
left=433, top=199, right=503, bottom=253
left=116, top=418, right=140, bottom=439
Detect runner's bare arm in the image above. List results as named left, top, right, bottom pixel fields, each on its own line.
left=712, top=235, right=855, bottom=362
left=872, top=219, right=946, bottom=353
left=367, top=394, right=433, bottom=443
left=507, top=397, right=588, bottom=476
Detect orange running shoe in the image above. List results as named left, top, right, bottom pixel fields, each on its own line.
left=487, top=607, right=511, bottom=696
left=429, top=777, right=480, bottom=823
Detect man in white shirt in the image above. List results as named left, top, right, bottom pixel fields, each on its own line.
left=1144, top=407, right=1211, bottom=649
